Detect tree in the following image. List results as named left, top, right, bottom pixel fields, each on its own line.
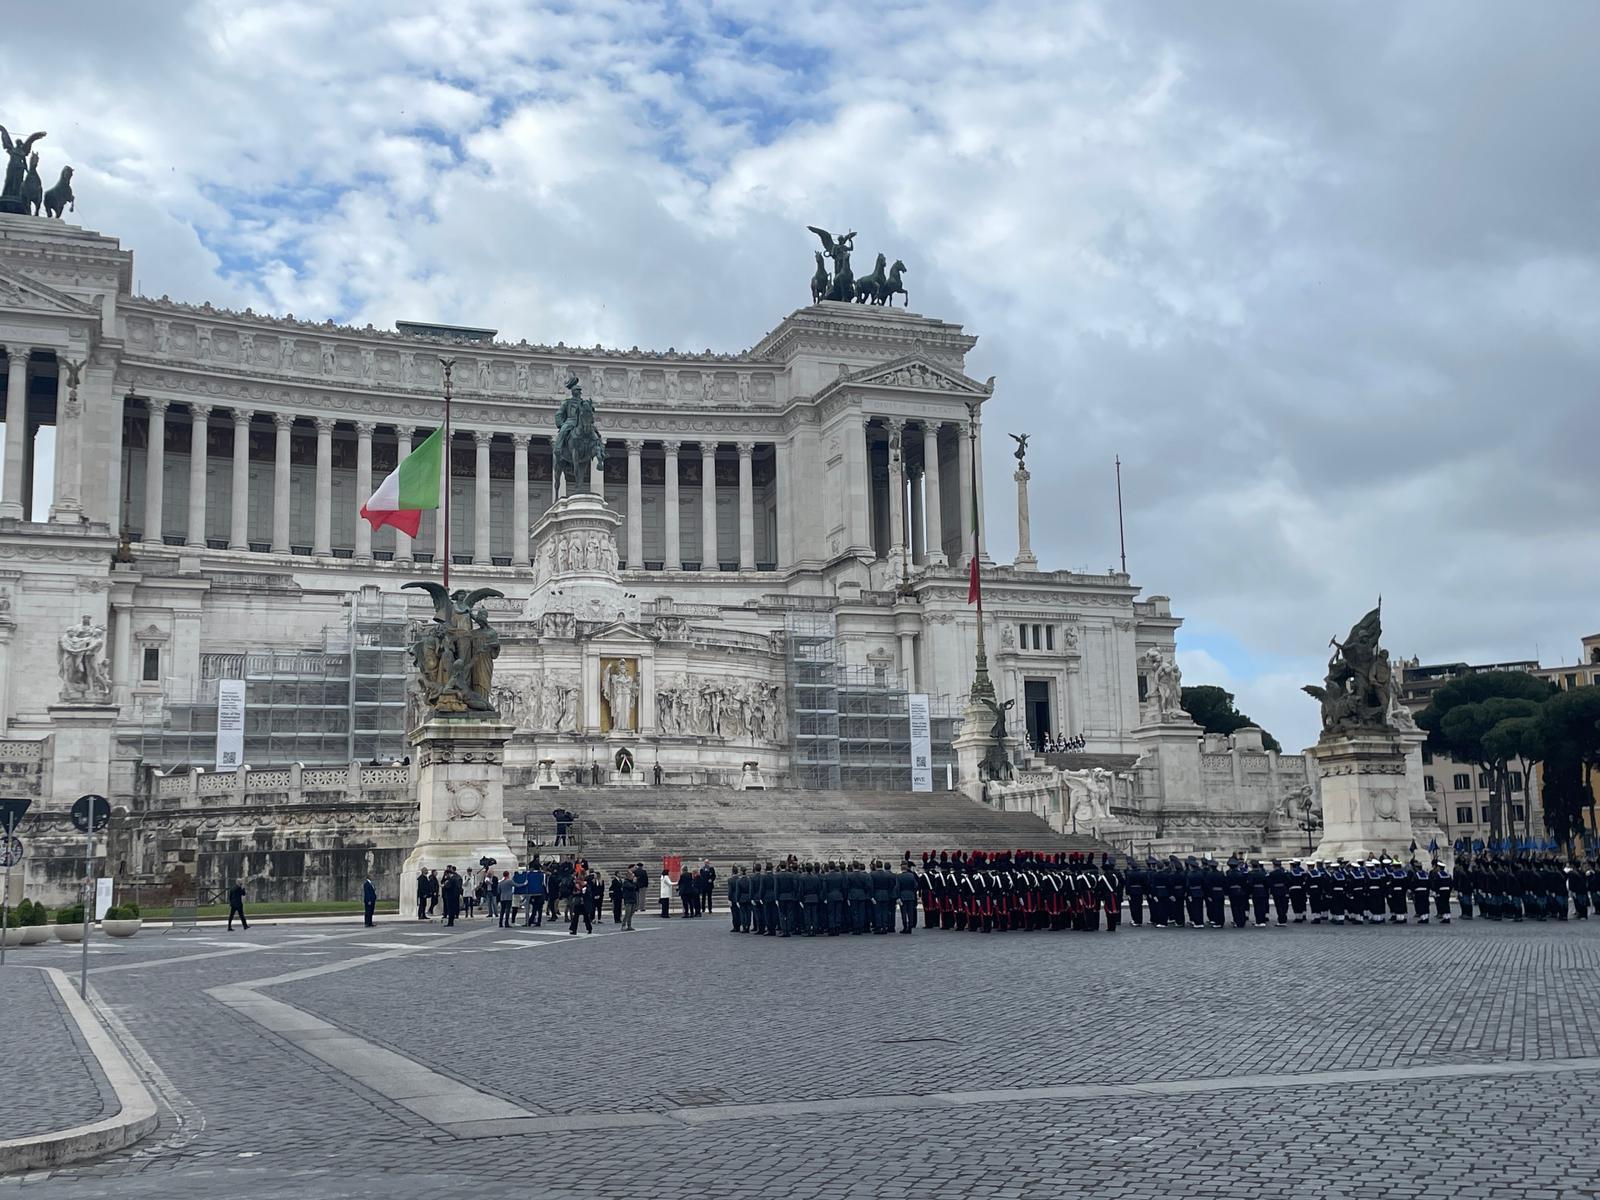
left=1537, top=685, right=1600, bottom=845
left=1179, top=685, right=1283, bottom=753
left=1418, top=671, right=1555, bottom=844
left=1482, top=714, right=1544, bottom=841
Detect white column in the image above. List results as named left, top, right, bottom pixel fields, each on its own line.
left=144, top=398, right=169, bottom=542
left=49, top=359, right=84, bottom=522
left=957, top=416, right=974, bottom=567
left=699, top=441, right=716, bottom=569
left=973, top=411, right=988, bottom=564
left=775, top=439, right=793, bottom=568
left=899, top=631, right=918, bottom=690
left=922, top=422, right=945, bottom=566
left=663, top=440, right=682, bottom=570
left=354, top=421, right=375, bottom=560
left=1014, top=465, right=1037, bottom=570
left=393, top=425, right=415, bottom=562
left=886, top=419, right=906, bottom=563
left=910, top=465, right=925, bottom=563
left=846, top=415, right=870, bottom=554
left=186, top=403, right=211, bottom=547
left=626, top=439, right=644, bottom=569
left=0, top=345, right=27, bottom=520
left=313, top=417, right=334, bottom=556
left=112, top=603, right=133, bottom=696
left=228, top=409, right=253, bottom=550
left=473, top=430, right=492, bottom=564
left=737, top=440, right=755, bottom=571
left=271, top=412, right=293, bottom=552
left=510, top=433, right=530, bottom=566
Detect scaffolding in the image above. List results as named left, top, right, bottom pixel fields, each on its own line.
left=133, top=590, right=413, bottom=772
left=785, top=612, right=841, bottom=790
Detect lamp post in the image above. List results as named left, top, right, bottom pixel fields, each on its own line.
left=965, top=402, right=993, bottom=705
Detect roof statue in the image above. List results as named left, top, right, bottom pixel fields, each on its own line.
left=1302, top=605, right=1396, bottom=735
left=0, top=124, right=73, bottom=218
left=403, top=583, right=504, bottom=716
left=806, top=226, right=909, bottom=307
left=1009, top=432, right=1029, bottom=467
left=553, top=373, right=606, bottom=495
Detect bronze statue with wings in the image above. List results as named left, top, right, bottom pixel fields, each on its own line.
left=1009, top=433, right=1029, bottom=467
left=403, top=582, right=505, bottom=716
left=0, top=126, right=46, bottom=200
left=806, top=225, right=857, bottom=302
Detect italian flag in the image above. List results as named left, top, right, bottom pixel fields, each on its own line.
left=359, top=427, right=442, bottom=536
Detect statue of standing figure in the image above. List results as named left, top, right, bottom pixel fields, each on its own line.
left=1138, top=647, right=1184, bottom=722
left=977, top=695, right=1015, bottom=782
left=57, top=615, right=111, bottom=703
left=0, top=126, right=45, bottom=200
left=603, top=660, right=638, bottom=732
left=806, top=225, right=857, bottom=302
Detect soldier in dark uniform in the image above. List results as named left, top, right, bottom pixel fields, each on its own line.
left=726, top=866, right=743, bottom=932
left=1546, top=858, right=1569, bottom=920
left=761, top=861, right=781, bottom=934
left=1428, top=858, right=1453, bottom=924
left=1345, top=860, right=1367, bottom=923
left=845, top=861, right=869, bottom=934
left=1248, top=858, right=1270, bottom=927
left=869, top=860, right=894, bottom=934
left=1097, top=854, right=1122, bottom=932
left=1386, top=859, right=1410, bottom=923
left=1307, top=859, right=1328, bottom=924
left=1287, top=859, right=1308, bottom=923
left=799, top=862, right=822, bottom=935
left=819, top=861, right=842, bottom=934
left=1126, top=857, right=1147, bottom=927
left=917, top=854, right=936, bottom=928
left=896, top=859, right=918, bottom=932
left=1366, top=859, right=1388, bottom=924
left=1572, top=860, right=1591, bottom=920
left=1327, top=859, right=1348, bottom=925
left=1268, top=859, right=1290, bottom=926
left=1408, top=859, right=1432, bottom=923
left=1197, top=859, right=1221, bottom=929
left=746, top=864, right=765, bottom=934
left=1226, top=858, right=1249, bottom=928
left=1455, top=857, right=1475, bottom=919
left=775, top=862, right=798, bottom=936
left=1184, top=858, right=1206, bottom=928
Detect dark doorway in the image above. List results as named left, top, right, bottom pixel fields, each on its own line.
left=1024, top=680, right=1051, bottom=750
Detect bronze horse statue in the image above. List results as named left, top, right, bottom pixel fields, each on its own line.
left=809, top=251, right=829, bottom=304
left=853, top=253, right=887, bottom=303
left=19, top=153, right=40, bottom=215
left=553, top=374, right=606, bottom=495
left=43, top=166, right=73, bottom=219
left=882, top=259, right=908, bottom=307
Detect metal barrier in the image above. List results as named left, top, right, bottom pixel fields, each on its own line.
left=165, top=894, right=201, bottom=934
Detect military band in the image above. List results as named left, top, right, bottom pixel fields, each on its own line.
left=723, top=850, right=1600, bottom=939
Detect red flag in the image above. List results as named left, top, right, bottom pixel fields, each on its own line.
left=967, top=555, right=981, bottom=604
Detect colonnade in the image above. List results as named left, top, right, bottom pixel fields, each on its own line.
left=861, top=414, right=980, bottom=568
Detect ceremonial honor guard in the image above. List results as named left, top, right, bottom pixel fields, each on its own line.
left=1327, top=859, right=1348, bottom=925
left=1428, top=859, right=1453, bottom=924
left=1226, top=859, right=1249, bottom=929
left=1268, top=860, right=1289, bottom=926
left=1287, top=860, right=1308, bottom=923
left=1307, top=860, right=1328, bottom=924
left=1249, top=859, right=1270, bottom=927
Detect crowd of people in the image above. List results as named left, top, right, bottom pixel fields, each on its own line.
left=1031, top=733, right=1087, bottom=754
left=405, top=849, right=1600, bottom=937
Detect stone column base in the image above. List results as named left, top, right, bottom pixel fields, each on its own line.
left=1311, top=730, right=1416, bottom=861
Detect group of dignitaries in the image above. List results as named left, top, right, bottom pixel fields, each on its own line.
left=727, top=850, right=1600, bottom=939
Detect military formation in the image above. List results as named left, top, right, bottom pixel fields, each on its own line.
left=724, top=849, right=1600, bottom=940
left=727, top=859, right=919, bottom=936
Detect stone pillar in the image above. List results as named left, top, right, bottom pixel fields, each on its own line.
left=186, top=403, right=211, bottom=547
left=1013, top=465, right=1037, bottom=571
left=144, top=398, right=169, bottom=543
left=774, top=439, right=793, bottom=568
left=1311, top=731, right=1417, bottom=862
left=510, top=433, right=530, bottom=567
left=909, top=466, right=925, bottom=564
left=847, top=416, right=871, bottom=555
left=271, top=412, right=292, bottom=552
left=886, top=420, right=906, bottom=564
left=228, top=409, right=253, bottom=550
left=663, top=440, right=682, bottom=570
left=473, top=430, right=492, bottom=564
left=112, top=602, right=133, bottom=699
left=394, top=425, right=415, bottom=563
left=0, top=621, right=11, bottom=732
left=737, top=440, right=755, bottom=571
left=699, top=441, right=716, bottom=569
left=956, top=416, right=974, bottom=567
left=0, top=346, right=28, bottom=520
left=313, top=417, right=334, bottom=556
left=898, top=630, right=918, bottom=690
left=626, top=439, right=644, bottom=569
left=354, top=421, right=375, bottom=561
left=49, top=361, right=84, bottom=522
left=922, top=422, right=946, bottom=566
left=973, top=412, right=989, bottom=564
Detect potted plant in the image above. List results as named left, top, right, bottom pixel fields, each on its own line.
left=19, top=899, right=52, bottom=945
left=101, top=902, right=143, bottom=938
left=54, top=903, right=85, bottom=942
left=0, top=906, right=21, bottom=948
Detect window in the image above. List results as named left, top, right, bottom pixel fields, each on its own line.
left=1018, top=623, right=1027, bottom=650
left=1480, top=807, right=1491, bottom=824
left=1566, top=673, right=1578, bottom=690
left=141, top=647, right=160, bottom=682
left=1032, top=625, right=1043, bottom=650
left=1045, top=626, right=1055, bottom=651
left=1452, top=773, right=1471, bottom=791
left=1455, top=806, right=1473, bottom=825
left=1477, top=772, right=1492, bottom=790
left=1423, top=776, right=1436, bottom=792
left=1513, top=804, right=1527, bottom=822
left=1508, top=771, right=1524, bottom=792
left=1421, top=749, right=1433, bottom=765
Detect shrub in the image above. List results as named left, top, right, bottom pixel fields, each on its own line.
left=3, top=908, right=17, bottom=928
left=55, top=904, right=84, bottom=925
left=121, top=901, right=140, bottom=918
left=104, top=905, right=142, bottom=921
left=22, top=902, right=46, bottom=927
left=14, top=899, right=32, bottom=922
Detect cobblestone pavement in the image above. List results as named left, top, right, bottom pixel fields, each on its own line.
left=1, top=967, right=115, bottom=1140
left=8, top=914, right=1600, bottom=1199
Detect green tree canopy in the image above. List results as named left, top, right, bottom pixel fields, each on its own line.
left=1180, top=684, right=1282, bottom=753
left=1418, top=670, right=1555, bottom=841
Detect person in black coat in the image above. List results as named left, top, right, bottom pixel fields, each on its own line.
left=1268, top=860, right=1290, bottom=926
left=699, top=862, right=717, bottom=914
left=870, top=860, right=895, bottom=934
left=846, top=862, right=870, bottom=934
left=761, top=862, right=780, bottom=935
left=227, top=881, right=249, bottom=931
left=896, top=861, right=919, bottom=933
left=775, top=863, right=798, bottom=936
left=362, top=875, right=377, bottom=927
left=414, top=869, right=430, bottom=921
left=800, top=863, right=823, bottom=935
left=441, top=866, right=463, bottom=927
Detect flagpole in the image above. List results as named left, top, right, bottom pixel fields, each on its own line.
left=439, top=357, right=454, bottom=589
left=1115, top=454, right=1127, bottom=574
left=966, top=402, right=993, bottom=703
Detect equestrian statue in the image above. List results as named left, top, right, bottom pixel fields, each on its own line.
left=553, top=373, right=607, bottom=496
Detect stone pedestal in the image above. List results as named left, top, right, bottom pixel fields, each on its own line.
left=524, top=492, right=639, bottom=626
left=1398, top=726, right=1449, bottom=862
left=1311, top=730, right=1416, bottom=862
left=609, top=770, right=646, bottom=786
left=1132, top=718, right=1203, bottom=810
left=533, top=760, right=561, bottom=790
left=47, top=704, right=120, bottom=799
left=953, top=697, right=991, bottom=803
left=739, top=760, right=768, bottom=791
left=399, top=718, right=519, bottom=891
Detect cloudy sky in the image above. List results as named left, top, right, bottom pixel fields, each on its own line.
left=8, top=0, right=1597, bottom=750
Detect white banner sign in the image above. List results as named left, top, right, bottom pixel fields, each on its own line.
left=216, top=679, right=246, bottom=771
left=908, top=693, right=933, bottom=793
left=94, top=877, right=114, bottom=921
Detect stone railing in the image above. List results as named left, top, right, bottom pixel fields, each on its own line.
left=151, top=762, right=415, bottom=808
